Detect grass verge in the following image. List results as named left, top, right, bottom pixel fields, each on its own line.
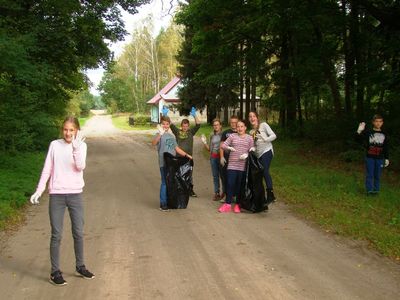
left=112, top=115, right=155, bottom=131
left=199, top=124, right=400, bottom=259
left=79, top=117, right=88, bottom=128
left=0, top=152, right=45, bottom=230
left=272, top=140, right=400, bottom=260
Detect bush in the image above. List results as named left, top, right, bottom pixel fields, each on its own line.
left=132, top=113, right=150, bottom=125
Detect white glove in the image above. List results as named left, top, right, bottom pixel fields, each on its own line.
left=227, top=146, right=236, bottom=152
left=220, top=157, right=226, bottom=167
left=157, top=124, right=166, bottom=136
left=30, top=192, right=41, bottom=205
left=249, top=147, right=256, bottom=152
left=72, top=130, right=86, bottom=149
left=357, top=122, right=366, bottom=134
left=384, top=159, right=389, bottom=167
left=201, top=134, right=207, bottom=145
left=240, top=153, right=248, bottom=160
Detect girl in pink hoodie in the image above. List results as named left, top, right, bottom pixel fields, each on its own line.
left=30, top=117, right=94, bottom=286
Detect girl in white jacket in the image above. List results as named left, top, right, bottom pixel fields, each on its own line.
left=248, top=111, right=277, bottom=203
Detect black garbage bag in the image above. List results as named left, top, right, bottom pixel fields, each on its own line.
left=164, top=152, right=193, bottom=209
left=240, top=151, right=268, bottom=213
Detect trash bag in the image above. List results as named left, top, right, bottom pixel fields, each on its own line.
left=240, top=151, right=268, bottom=213
left=164, top=152, right=193, bottom=209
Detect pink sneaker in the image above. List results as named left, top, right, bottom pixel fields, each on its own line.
left=233, top=204, right=241, bottom=213
left=218, top=203, right=231, bottom=213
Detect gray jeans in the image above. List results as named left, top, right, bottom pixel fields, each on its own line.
left=49, top=193, right=84, bottom=273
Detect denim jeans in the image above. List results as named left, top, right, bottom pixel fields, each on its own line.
left=365, top=157, right=384, bottom=192
left=49, top=193, right=84, bottom=273
left=259, top=150, right=273, bottom=189
left=160, top=167, right=167, bottom=207
left=226, top=169, right=245, bottom=204
left=210, top=157, right=221, bottom=194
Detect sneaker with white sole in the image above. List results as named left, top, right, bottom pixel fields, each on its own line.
left=159, top=206, right=169, bottom=212
left=49, top=270, right=67, bottom=286
left=75, top=265, right=95, bottom=279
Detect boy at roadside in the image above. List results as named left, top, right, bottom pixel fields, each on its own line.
left=356, top=114, right=389, bottom=195
left=219, top=115, right=239, bottom=202
left=152, top=116, right=193, bottom=211
left=164, top=106, right=201, bottom=197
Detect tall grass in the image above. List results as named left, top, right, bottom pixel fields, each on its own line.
left=0, top=152, right=45, bottom=229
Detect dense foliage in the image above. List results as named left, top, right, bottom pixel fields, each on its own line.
left=175, top=0, right=400, bottom=143
left=0, top=0, right=148, bottom=151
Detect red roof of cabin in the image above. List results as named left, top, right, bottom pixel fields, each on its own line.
left=147, top=76, right=181, bottom=104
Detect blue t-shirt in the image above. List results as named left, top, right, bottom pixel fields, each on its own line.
left=157, top=132, right=177, bottom=167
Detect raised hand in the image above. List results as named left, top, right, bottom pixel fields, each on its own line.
left=157, top=124, right=166, bottom=136
left=190, top=106, right=197, bottom=118
left=72, top=130, right=86, bottom=149
left=162, top=106, right=169, bottom=116
left=357, top=122, right=366, bottom=134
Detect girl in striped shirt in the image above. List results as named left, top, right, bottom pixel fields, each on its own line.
left=220, top=120, right=254, bottom=213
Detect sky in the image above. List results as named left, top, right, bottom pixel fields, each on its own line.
left=85, top=0, right=178, bottom=96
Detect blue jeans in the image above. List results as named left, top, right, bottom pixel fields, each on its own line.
left=365, top=157, right=384, bottom=192
left=160, top=167, right=167, bottom=207
left=226, top=170, right=245, bottom=204
left=259, top=150, right=273, bottom=189
left=210, top=157, right=221, bottom=194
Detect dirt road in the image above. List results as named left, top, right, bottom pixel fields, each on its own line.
left=1, top=115, right=399, bottom=299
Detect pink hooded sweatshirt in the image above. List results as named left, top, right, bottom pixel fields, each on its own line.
left=36, top=139, right=87, bottom=195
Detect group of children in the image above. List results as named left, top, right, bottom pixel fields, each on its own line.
left=201, top=112, right=277, bottom=213
left=29, top=112, right=389, bottom=286
left=152, top=108, right=278, bottom=214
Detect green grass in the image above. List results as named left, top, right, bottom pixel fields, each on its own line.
left=0, top=152, right=45, bottom=229
left=112, top=115, right=155, bottom=131
left=272, top=140, right=400, bottom=259
left=79, top=117, right=88, bottom=128
left=199, top=124, right=400, bottom=259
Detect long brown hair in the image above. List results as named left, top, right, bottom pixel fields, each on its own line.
left=63, top=116, right=81, bottom=130
left=248, top=110, right=260, bottom=129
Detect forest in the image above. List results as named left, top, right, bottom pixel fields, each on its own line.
left=176, top=1, right=399, bottom=143
left=1, top=0, right=399, bottom=158
left=0, top=0, right=149, bottom=152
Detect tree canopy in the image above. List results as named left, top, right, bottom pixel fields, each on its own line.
left=175, top=0, right=400, bottom=142
left=0, top=0, right=148, bottom=151
left=99, top=17, right=183, bottom=113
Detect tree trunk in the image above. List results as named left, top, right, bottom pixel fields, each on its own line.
left=224, top=106, right=229, bottom=125
left=281, top=32, right=296, bottom=128
left=239, top=42, right=244, bottom=120
left=250, top=74, right=257, bottom=112
left=295, top=79, right=303, bottom=127
left=316, top=88, right=321, bottom=120
left=343, top=0, right=354, bottom=116
left=351, top=2, right=364, bottom=120
left=313, top=25, right=342, bottom=116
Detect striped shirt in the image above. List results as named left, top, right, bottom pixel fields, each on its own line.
left=222, top=133, right=254, bottom=171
